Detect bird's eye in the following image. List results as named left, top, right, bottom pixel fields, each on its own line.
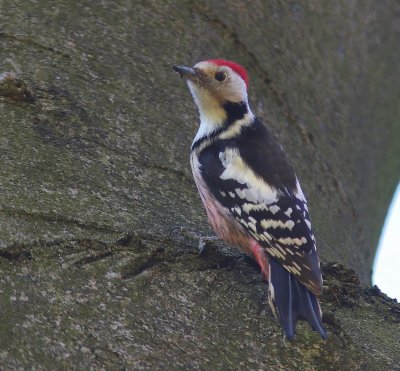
left=215, top=72, right=227, bottom=82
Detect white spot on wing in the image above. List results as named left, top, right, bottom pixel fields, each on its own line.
left=276, top=245, right=287, bottom=256
left=248, top=230, right=260, bottom=241
left=283, top=264, right=301, bottom=276
left=269, top=205, right=280, bottom=214
left=286, top=220, right=295, bottom=230
left=302, top=264, right=311, bottom=271
left=240, top=219, right=249, bottom=228
left=248, top=216, right=257, bottom=224
left=284, top=208, right=293, bottom=217
left=258, top=234, right=268, bottom=242
left=233, top=207, right=241, bottom=216
left=278, top=237, right=307, bottom=245
left=292, top=262, right=302, bottom=271
left=248, top=222, right=257, bottom=232
left=263, top=232, right=272, bottom=240
left=242, top=202, right=269, bottom=214
left=260, top=219, right=295, bottom=231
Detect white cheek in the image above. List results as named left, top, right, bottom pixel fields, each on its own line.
left=224, top=76, right=248, bottom=102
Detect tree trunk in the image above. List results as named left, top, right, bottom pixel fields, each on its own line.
left=0, top=0, right=399, bottom=369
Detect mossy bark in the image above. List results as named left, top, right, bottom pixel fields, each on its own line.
left=0, top=0, right=399, bottom=369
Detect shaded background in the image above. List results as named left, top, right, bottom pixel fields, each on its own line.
left=0, top=0, right=399, bottom=369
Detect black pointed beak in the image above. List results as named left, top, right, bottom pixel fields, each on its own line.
left=172, top=64, right=197, bottom=79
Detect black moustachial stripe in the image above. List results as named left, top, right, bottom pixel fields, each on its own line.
left=191, top=101, right=248, bottom=151
left=223, top=101, right=248, bottom=123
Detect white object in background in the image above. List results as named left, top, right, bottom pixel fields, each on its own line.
left=373, top=183, right=400, bottom=301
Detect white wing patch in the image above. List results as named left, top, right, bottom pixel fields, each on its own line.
left=277, top=237, right=307, bottom=246
left=219, top=148, right=278, bottom=204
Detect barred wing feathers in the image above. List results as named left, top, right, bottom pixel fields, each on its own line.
left=198, top=121, right=323, bottom=295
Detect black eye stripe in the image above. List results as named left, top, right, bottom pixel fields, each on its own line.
left=215, top=72, right=227, bottom=82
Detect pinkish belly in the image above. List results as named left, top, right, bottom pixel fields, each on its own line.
left=192, top=172, right=251, bottom=253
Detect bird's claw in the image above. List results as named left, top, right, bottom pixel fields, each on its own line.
left=169, top=226, right=218, bottom=255
left=198, top=236, right=218, bottom=256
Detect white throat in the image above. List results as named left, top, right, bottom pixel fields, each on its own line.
left=188, top=82, right=226, bottom=122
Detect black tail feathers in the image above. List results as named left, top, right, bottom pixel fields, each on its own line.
left=268, top=258, right=327, bottom=340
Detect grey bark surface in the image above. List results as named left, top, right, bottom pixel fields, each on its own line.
left=0, top=0, right=399, bottom=369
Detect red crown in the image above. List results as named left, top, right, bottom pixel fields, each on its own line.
left=207, top=59, right=249, bottom=88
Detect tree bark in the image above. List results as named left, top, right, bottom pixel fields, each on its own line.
left=0, top=0, right=399, bottom=369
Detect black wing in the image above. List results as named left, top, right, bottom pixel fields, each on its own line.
left=198, top=121, right=323, bottom=294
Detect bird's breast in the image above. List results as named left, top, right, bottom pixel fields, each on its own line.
left=190, top=152, right=252, bottom=253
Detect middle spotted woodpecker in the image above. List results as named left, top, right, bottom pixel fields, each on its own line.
left=173, top=59, right=326, bottom=340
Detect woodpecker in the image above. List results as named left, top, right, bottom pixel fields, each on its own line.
left=173, top=59, right=326, bottom=340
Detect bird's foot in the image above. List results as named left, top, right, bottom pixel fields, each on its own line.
left=169, top=226, right=218, bottom=255
left=198, top=236, right=218, bottom=256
